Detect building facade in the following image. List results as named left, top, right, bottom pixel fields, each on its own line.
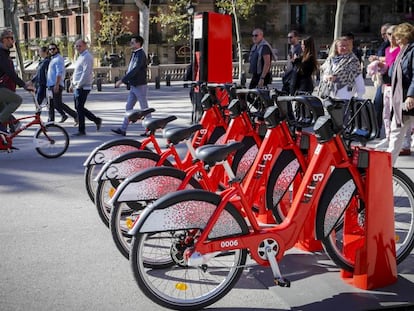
left=3, top=0, right=414, bottom=65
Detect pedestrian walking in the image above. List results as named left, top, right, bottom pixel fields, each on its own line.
left=30, top=46, right=50, bottom=108
left=46, top=43, right=78, bottom=124
left=69, top=39, right=102, bottom=136
left=369, top=23, right=392, bottom=136
left=386, top=22, right=414, bottom=163
left=248, top=28, right=276, bottom=89
left=288, top=36, right=318, bottom=95
left=112, top=35, right=150, bottom=136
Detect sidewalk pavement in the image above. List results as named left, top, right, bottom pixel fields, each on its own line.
left=0, top=78, right=412, bottom=311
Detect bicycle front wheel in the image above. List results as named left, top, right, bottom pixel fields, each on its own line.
left=35, top=124, right=69, bottom=158
left=317, top=168, right=414, bottom=272
left=130, top=190, right=248, bottom=310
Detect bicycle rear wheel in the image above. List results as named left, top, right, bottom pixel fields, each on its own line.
left=35, top=124, right=69, bottom=158
left=110, top=166, right=202, bottom=259
left=317, top=168, right=414, bottom=271
left=130, top=190, right=248, bottom=310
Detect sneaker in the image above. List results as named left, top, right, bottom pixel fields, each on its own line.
left=111, top=128, right=126, bottom=136
left=74, top=117, right=79, bottom=127
left=59, top=115, right=68, bottom=123
left=95, top=118, right=102, bottom=131
left=374, top=138, right=389, bottom=149
left=72, top=131, right=86, bottom=137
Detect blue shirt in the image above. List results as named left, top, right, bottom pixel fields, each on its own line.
left=47, top=53, right=65, bottom=87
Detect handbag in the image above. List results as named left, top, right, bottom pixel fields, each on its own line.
left=317, top=80, right=333, bottom=99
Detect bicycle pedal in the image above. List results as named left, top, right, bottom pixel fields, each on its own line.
left=274, top=277, right=291, bottom=287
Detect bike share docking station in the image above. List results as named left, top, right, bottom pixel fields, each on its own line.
left=341, top=149, right=397, bottom=289
left=191, top=11, right=397, bottom=291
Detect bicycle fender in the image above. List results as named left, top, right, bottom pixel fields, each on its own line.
left=129, top=189, right=244, bottom=239
left=315, top=168, right=355, bottom=240
left=83, top=138, right=142, bottom=166
left=95, top=150, right=163, bottom=181
left=109, top=166, right=199, bottom=203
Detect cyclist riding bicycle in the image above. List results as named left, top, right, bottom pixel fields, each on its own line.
left=0, top=29, right=34, bottom=134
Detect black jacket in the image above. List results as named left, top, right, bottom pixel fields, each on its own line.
left=121, top=49, right=147, bottom=87
left=31, top=57, right=50, bottom=87
left=0, top=45, right=25, bottom=89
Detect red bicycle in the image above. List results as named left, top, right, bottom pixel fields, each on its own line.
left=127, top=97, right=414, bottom=310
left=0, top=94, right=69, bottom=158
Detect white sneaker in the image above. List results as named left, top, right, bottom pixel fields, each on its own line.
left=374, top=138, right=389, bottom=149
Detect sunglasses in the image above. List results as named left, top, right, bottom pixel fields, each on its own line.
left=387, top=32, right=393, bottom=35
left=252, top=34, right=259, bottom=37
left=5, top=36, right=14, bottom=40
left=288, top=36, right=293, bottom=39
left=49, top=47, right=56, bottom=51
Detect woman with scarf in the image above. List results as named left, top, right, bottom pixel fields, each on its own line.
left=387, top=22, right=414, bottom=164
left=319, top=36, right=365, bottom=100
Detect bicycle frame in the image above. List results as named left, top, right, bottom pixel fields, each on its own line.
left=0, top=110, right=51, bottom=150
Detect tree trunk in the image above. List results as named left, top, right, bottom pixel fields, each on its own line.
left=9, top=1, right=26, bottom=77
left=334, top=0, right=347, bottom=39
left=232, top=0, right=242, bottom=81
left=136, top=0, right=150, bottom=54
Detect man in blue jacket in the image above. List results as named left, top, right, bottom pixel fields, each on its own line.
left=112, top=35, right=150, bottom=136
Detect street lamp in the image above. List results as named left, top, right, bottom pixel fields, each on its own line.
left=186, top=2, right=195, bottom=72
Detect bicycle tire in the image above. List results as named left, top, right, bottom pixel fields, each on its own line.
left=316, top=168, right=414, bottom=272
left=110, top=166, right=202, bottom=259
left=34, top=124, right=69, bottom=158
left=84, top=139, right=143, bottom=203
left=130, top=189, right=248, bottom=310
left=265, top=149, right=302, bottom=223
left=95, top=150, right=171, bottom=227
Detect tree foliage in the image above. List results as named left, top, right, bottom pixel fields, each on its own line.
left=97, top=0, right=133, bottom=52
left=150, top=0, right=262, bottom=43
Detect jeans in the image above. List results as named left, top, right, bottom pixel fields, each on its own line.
left=48, top=86, right=77, bottom=122
left=121, top=84, right=149, bottom=131
left=373, top=86, right=383, bottom=135
left=0, top=87, right=22, bottom=123
left=387, top=114, right=414, bottom=165
left=74, top=88, right=98, bottom=133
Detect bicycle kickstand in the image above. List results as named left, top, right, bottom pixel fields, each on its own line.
left=266, top=247, right=291, bottom=287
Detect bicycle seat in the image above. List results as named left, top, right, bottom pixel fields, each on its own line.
left=127, top=108, right=156, bottom=123
left=163, top=124, right=203, bottom=145
left=195, top=141, right=244, bottom=166
left=143, top=116, right=177, bottom=134
left=263, top=105, right=285, bottom=129
left=228, top=99, right=247, bottom=118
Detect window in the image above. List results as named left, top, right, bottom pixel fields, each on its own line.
left=48, top=19, right=54, bottom=37
left=76, top=15, right=82, bottom=35
left=23, top=23, right=30, bottom=42
left=392, top=0, right=414, bottom=13
left=290, top=5, right=306, bottom=33
left=61, top=17, right=68, bottom=36
left=35, top=21, right=41, bottom=38
left=360, top=5, right=370, bottom=32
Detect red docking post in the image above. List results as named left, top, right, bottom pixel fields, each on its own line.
left=341, top=149, right=397, bottom=289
